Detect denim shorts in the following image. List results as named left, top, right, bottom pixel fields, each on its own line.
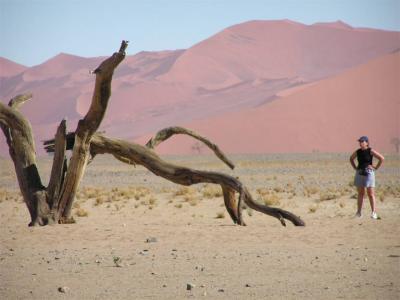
left=354, top=168, right=375, bottom=188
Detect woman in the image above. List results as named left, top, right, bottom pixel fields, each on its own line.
left=350, top=136, right=384, bottom=219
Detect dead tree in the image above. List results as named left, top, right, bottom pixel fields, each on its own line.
left=0, top=41, right=305, bottom=227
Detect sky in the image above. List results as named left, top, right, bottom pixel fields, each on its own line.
left=1, top=0, right=399, bottom=67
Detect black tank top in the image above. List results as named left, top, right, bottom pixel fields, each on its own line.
left=356, top=148, right=373, bottom=170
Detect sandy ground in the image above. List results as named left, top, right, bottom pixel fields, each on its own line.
left=0, top=154, right=399, bottom=299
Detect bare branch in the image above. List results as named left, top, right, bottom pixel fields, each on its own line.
left=47, top=119, right=67, bottom=208
left=56, top=41, right=128, bottom=221
left=9, top=93, right=33, bottom=109
left=146, top=126, right=235, bottom=170
left=90, top=133, right=305, bottom=226
left=0, top=95, right=50, bottom=225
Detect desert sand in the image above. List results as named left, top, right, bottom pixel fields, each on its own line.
left=1, top=153, right=399, bottom=299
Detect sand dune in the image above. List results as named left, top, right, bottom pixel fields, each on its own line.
left=1, top=20, right=399, bottom=155
left=139, top=52, right=400, bottom=154
left=0, top=57, right=27, bottom=78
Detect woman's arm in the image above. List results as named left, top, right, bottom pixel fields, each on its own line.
left=349, top=151, right=357, bottom=170
left=371, top=149, right=385, bottom=170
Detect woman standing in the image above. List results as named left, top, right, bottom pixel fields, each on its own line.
left=350, top=136, right=384, bottom=219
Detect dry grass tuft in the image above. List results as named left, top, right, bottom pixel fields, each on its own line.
left=216, top=212, right=225, bottom=219
left=308, top=205, right=318, bottom=213
left=174, top=186, right=196, bottom=196
left=319, top=190, right=340, bottom=201
left=202, top=184, right=222, bottom=198
left=0, top=188, right=22, bottom=203
left=75, top=208, right=89, bottom=217
left=183, top=194, right=199, bottom=206
left=259, top=193, right=281, bottom=206
left=304, top=186, right=319, bottom=198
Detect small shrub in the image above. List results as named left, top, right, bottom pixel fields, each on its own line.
left=94, top=197, right=105, bottom=206
left=260, top=193, right=281, bottom=206
left=148, top=196, right=157, bottom=206
left=273, top=186, right=284, bottom=193
left=308, top=205, right=318, bottom=213
left=75, top=208, right=89, bottom=217
left=174, top=186, right=196, bottom=196
left=216, top=212, right=225, bottom=219
left=256, top=188, right=270, bottom=196
left=304, top=186, right=319, bottom=198
left=202, top=185, right=222, bottom=198
left=319, top=191, right=340, bottom=201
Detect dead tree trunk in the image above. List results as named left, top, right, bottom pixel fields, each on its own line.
left=1, top=40, right=305, bottom=227
left=0, top=41, right=128, bottom=225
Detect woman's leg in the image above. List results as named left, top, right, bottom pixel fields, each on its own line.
left=366, top=187, right=376, bottom=213
left=356, top=187, right=365, bottom=215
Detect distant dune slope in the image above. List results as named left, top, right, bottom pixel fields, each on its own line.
left=1, top=20, right=399, bottom=155
left=138, top=52, right=400, bottom=154
left=0, top=58, right=27, bottom=77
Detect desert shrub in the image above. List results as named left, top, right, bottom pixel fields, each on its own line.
left=319, top=190, right=340, bottom=201
left=174, top=186, right=196, bottom=196
left=183, top=195, right=198, bottom=206
left=202, top=185, right=222, bottom=198
left=216, top=212, right=225, bottom=219
left=273, top=186, right=284, bottom=193
left=259, top=193, right=281, bottom=206
left=94, top=196, right=105, bottom=206
left=148, top=196, right=157, bottom=206
left=304, top=186, right=319, bottom=197
left=188, top=198, right=198, bottom=206
left=0, top=188, right=21, bottom=202
left=308, top=205, right=318, bottom=213
left=75, top=208, right=89, bottom=217
left=256, top=188, right=270, bottom=196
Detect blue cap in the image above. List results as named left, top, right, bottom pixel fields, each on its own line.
left=358, top=136, right=369, bottom=142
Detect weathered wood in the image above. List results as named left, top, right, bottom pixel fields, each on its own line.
left=222, top=185, right=242, bottom=225
left=47, top=119, right=67, bottom=209
left=0, top=94, right=50, bottom=225
left=56, top=41, right=129, bottom=221
left=146, top=126, right=235, bottom=170
left=3, top=40, right=305, bottom=229
left=90, top=133, right=305, bottom=226
left=9, top=93, right=34, bottom=110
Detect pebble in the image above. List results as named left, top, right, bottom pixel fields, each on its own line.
left=245, top=283, right=251, bottom=287
left=146, top=237, right=158, bottom=243
left=187, top=283, right=195, bottom=291
left=218, top=288, right=225, bottom=293
left=58, top=286, right=69, bottom=293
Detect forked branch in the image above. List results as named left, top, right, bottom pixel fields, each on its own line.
left=146, top=126, right=235, bottom=169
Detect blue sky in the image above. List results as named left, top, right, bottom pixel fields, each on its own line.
left=1, top=0, right=399, bottom=66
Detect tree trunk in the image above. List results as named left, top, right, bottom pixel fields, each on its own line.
left=0, top=41, right=128, bottom=225
left=1, top=40, right=305, bottom=227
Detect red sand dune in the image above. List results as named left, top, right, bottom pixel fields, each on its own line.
left=138, top=52, right=399, bottom=154
left=1, top=20, right=400, bottom=155
left=0, top=58, right=27, bottom=77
